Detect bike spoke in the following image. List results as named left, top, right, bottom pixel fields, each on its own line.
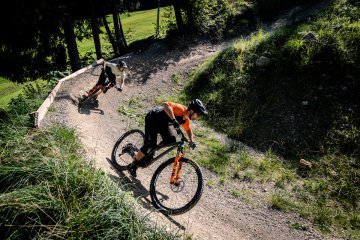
left=153, top=161, right=200, bottom=211
left=112, top=130, right=144, bottom=169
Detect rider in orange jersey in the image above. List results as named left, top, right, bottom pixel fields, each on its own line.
left=128, top=99, right=208, bottom=177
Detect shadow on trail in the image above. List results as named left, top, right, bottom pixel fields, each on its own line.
left=126, top=36, right=204, bottom=85
left=77, top=98, right=104, bottom=115
left=106, top=158, right=186, bottom=231
left=78, top=105, right=104, bottom=115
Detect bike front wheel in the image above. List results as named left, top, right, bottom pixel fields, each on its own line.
left=111, top=129, right=145, bottom=170
left=150, top=157, right=204, bottom=215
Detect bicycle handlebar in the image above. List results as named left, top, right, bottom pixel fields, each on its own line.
left=174, top=126, right=197, bottom=150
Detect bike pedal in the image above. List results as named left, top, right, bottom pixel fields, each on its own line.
left=128, top=166, right=137, bottom=178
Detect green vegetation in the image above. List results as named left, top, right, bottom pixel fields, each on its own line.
left=121, top=9, right=163, bottom=43
left=0, top=81, right=175, bottom=239
left=0, top=77, right=22, bottom=108
left=195, top=134, right=296, bottom=186
left=118, top=97, right=147, bottom=126
left=186, top=0, right=359, bottom=158
left=78, top=7, right=174, bottom=58
left=0, top=77, right=47, bottom=109
left=171, top=73, right=182, bottom=85
left=181, top=0, right=254, bottom=39
left=1, top=8, right=172, bottom=109
left=185, top=0, right=359, bottom=236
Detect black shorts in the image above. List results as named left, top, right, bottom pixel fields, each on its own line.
left=97, top=66, right=116, bottom=86
left=140, top=107, right=176, bottom=158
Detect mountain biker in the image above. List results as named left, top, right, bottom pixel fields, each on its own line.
left=85, top=59, right=128, bottom=101
left=128, top=99, right=208, bottom=177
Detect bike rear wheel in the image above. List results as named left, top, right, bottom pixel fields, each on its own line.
left=111, top=129, right=145, bottom=170
left=150, top=157, right=204, bottom=215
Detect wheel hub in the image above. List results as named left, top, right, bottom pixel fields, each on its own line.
left=170, top=179, right=185, bottom=192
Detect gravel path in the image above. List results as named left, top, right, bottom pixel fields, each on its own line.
left=42, top=38, right=329, bottom=239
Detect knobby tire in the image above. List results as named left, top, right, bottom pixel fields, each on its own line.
left=150, top=157, right=204, bottom=215
left=111, top=129, right=145, bottom=170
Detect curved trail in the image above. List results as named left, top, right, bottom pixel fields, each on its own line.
left=42, top=38, right=329, bottom=239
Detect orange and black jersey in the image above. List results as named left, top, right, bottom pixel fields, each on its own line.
left=147, top=102, right=191, bottom=131
left=140, top=102, right=190, bottom=156
left=164, top=102, right=191, bottom=131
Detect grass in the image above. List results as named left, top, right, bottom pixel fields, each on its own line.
left=0, top=126, right=174, bottom=239
left=184, top=0, right=359, bottom=236
left=77, top=7, right=174, bottom=58
left=171, top=73, right=182, bottom=85
left=0, top=77, right=47, bottom=109
left=0, top=81, right=176, bottom=239
left=197, top=137, right=231, bottom=175
left=121, top=9, right=164, bottom=43
left=288, top=222, right=308, bottom=231
left=207, top=179, right=216, bottom=188
left=230, top=189, right=241, bottom=197
left=154, top=95, right=185, bottom=106
left=194, top=130, right=296, bottom=186
left=118, top=97, right=147, bottom=126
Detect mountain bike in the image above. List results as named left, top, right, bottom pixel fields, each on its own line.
left=111, top=128, right=204, bottom=215
left=78, top=84, right=105, bottom=106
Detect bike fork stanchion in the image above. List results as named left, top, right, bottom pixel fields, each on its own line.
left=170, top=152, right=183, bottom=185
left=175, top=162, right=183, bottom=185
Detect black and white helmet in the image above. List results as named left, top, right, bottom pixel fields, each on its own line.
left=188, top=99, right=208, bottom=116
left=118, top=60, right=127, bottom=68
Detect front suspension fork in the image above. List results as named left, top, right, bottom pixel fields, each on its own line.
left=170, top=152, right=184, bottom=185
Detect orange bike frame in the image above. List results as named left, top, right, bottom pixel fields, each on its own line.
left=88, top=85, right=104, bottom=95
left=170, top=151, right=184, bottom=185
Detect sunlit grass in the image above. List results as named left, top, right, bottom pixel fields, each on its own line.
left=0, top=77, right=47, bottom=109
left=77, top=7, right=173, bottom=57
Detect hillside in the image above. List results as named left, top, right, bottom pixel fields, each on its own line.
left=185, top=0, right=359, bottom=236
left=1, top=0, right=358, bottom=239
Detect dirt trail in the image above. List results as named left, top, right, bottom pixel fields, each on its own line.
left=42, top=39, right=329, bottom=239
left=41, top=3, right=336, bottom=238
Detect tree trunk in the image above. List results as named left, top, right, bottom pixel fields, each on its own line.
left=118, top=13, right=127, bottom=48
left=90, top=0, right=102, bottom=59
left=173, top=0, right=183, bottom=31
left=63, top=14, right=81, bottom=72
left=112, top=0, right=126, bottom=54
left=184, top=0, right=194, bottom=30
left=102, top=15, right=118, bottom=56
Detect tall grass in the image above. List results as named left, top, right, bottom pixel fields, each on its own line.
left=0, top=81, right=175, bottom=239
